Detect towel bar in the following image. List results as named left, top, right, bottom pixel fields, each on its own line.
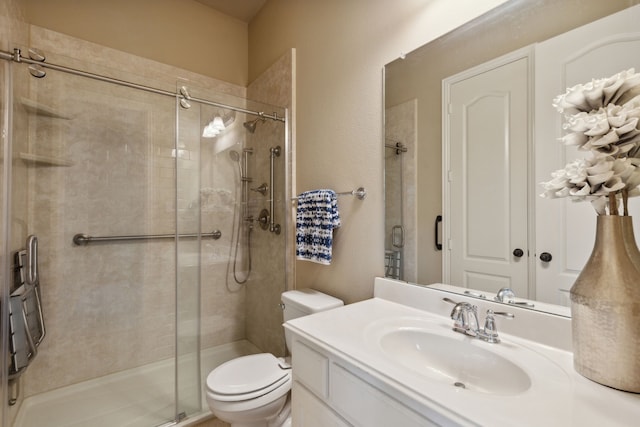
left=292, top=187, right=366, bottom=201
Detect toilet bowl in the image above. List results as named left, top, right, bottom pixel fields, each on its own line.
left=206, top=353, right=291, bottom=427
left=205, top=289, right=343, bottom=427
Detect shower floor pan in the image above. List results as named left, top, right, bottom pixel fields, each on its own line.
left=12, top=340, right=260, bottom=427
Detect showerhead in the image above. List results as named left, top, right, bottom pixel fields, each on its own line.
left=243, top=120, right=257, bottom=134
left=229, top=150, right=240, bottom=162
left=229, top=149, right=245, bottom=178
left=243, top=117, right=266, bottom=134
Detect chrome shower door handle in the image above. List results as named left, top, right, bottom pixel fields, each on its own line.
left=435, top=215, right=443, bottom=250
left=26, top=235, right=38, bottom=285
left=392, top=225, right=404, bottom=248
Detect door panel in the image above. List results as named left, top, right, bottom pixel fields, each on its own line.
left=534, top=6, right=640, bottom=305
left=447, top=55, right=529, bottom=297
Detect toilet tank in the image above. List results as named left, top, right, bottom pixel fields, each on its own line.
left=282, top=289, right=343, bottom=350
left=281, top=288, right=343, bottom=322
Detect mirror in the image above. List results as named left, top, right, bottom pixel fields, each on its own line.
left=384, top=0, right=639, bottom=316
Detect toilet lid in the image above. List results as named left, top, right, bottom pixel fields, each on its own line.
left=207, top=353, right=290, bottom=398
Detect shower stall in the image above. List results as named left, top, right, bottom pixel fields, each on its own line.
left=0, top=25, right=292, bottom=427
left=384, top=139, right=407, bottom=280
left=384, top=99, right=417, bottom=283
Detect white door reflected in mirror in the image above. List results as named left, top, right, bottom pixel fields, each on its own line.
left=444, top=53, right=530, bottom=298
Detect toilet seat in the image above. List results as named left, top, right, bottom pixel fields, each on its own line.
left=206, top=353, right=292, bottom=402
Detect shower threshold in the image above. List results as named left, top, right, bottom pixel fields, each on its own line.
left=12, top=340, right=260, bottom=427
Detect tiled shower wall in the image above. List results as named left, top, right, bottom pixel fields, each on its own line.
left=245, top=51, right=294, bottom=357
left=385, top=99, right=417, bottom=283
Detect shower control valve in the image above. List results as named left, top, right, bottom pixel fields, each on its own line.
left=251, top=183, right=269, bottom=196
left=257, top=209, right=270, bottom=230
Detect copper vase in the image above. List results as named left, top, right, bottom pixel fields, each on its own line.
left=570, top=215, right=640, bottom=393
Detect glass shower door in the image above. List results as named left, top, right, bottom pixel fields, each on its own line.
left=174, top=84, right=203, bottom=420
left=0, top=55, right=10, bottom=427
left=6, top=52, right=178, bottom=427
left=174, top=82, right=290, bottom=420
left=385, top=143, right=404, bottom=280
left=174, top=82, right=254, bottom=419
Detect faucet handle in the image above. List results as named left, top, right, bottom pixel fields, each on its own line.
left=442, top=298, right=465, bottom=328
left=495, top=287, right=516, bottom=302
left=481, top=309, right=514, bottom=343
left=449, top=303, right=465, bottom=327
left=449, top=302, right=478, bottom=336
left=250, top=183, right=268, bottom=195
left=491, top=310, right=515, bottom=319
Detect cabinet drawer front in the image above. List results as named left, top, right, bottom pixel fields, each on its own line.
left=330, top=363, right=438, bottom=427
left=292, top=339, right=329, bottom=398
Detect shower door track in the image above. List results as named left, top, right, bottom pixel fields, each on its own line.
left=0, top=48, right=285, bottom=122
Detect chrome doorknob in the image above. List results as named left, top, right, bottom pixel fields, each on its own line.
left=512, top=248, right=524, bottom=258
left=540, top=252, right=552, bottom=262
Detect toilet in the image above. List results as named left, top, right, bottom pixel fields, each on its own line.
left=205, top=289, right=344, bottom=427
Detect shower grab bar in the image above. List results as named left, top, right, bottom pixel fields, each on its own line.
left=73, top=230, right=222, bottom=245
left=292, top=187, right=367, bottom=201
left=26, top=235, right=38, bottom=285
left=269, top=146, right=281, bottom=234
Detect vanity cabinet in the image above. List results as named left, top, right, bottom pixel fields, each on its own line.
left=286, top=281, right=640, bottom=426
left=290, top=337, right=442, bottom=427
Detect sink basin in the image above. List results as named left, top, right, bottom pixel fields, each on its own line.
left=379, top=329, right=531, bottom=395
left=365, top=315, right=570, bottom=397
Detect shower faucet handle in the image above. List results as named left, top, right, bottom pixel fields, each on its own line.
left=251, top=183, right=268, bottom=196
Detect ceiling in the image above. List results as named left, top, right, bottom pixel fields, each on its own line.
left=195, top=0, right=267, bottom=23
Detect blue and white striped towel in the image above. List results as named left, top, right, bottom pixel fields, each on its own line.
left=296, top=189, right=341, bottom=265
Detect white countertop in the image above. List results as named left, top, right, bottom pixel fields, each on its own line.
left=285, top=292, right=640, bottom=427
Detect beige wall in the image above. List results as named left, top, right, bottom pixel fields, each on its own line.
left=1, top=0, right=26, bottom=46
left=22, top=0, right=248, bottom=86
left=249, top=0, right=508, bottom=303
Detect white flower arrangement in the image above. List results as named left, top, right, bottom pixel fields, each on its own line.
left=541, top=68, right=640, bottom=215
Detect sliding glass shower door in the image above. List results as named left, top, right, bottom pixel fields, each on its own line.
left=174, top=84, right=258, bottom=419
left=6, top=51, right=181, bottom=426
left=1, top=55, right=10, bottom=427
left=174, top=82, right=290, bottom=421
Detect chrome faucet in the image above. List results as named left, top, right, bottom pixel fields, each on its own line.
left=494, top=287, right=535, bottom=308
left=449, top=302, right=480, bottom=337
left=444, top=298, right=514, bottom=343
left=495, top=287, right=516, bottom=303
